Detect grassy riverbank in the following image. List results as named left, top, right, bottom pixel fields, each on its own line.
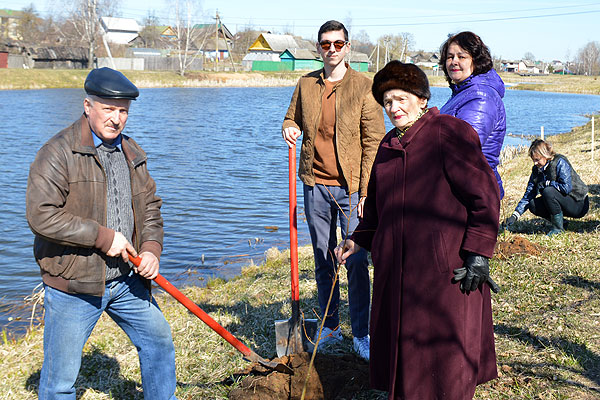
left=0, top=69, right=306, bottom=90
left=2, top=116, right=600, bottom=398
left=1, top=68, right=599, bottom=94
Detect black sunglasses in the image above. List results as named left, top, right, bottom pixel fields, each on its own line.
left=319, top=40, right=348, bottom=51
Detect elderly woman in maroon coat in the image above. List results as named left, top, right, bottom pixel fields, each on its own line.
left=335, top=61, right=500, bottom=399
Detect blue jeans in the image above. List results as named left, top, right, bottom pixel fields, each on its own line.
left=39, top=272, right=177, bottom=400
left=304, top=184, right=370, bottom=338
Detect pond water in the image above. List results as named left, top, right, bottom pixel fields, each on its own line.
left=1, top=85, right=598, bottom=335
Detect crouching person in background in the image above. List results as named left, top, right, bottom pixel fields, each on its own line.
left=504, top=138, right=589, bottom=236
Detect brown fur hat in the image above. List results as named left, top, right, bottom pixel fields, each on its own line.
left=372, top=61, right=430, bottom=106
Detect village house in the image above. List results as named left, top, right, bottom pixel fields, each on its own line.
left=22, top=46, right=88, bottom=69
left=347, top=51, right=370, bottom=72
left=502, top=60, right=526, bottom=73
left=100, top=17, right=141, bottom=45
left=244, top=33, right=305, bottom=68
left=192, top=22, right=234, bottom=61
left=243, top=32, right=369, bottom=72
left=407, top=51, right=440, bottom=70
left=0, top=9, right=23, bottom=41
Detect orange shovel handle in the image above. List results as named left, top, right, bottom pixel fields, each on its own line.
left=289, top=145, right=299, bottom=303
left=128, top=254, right=252, bottom=358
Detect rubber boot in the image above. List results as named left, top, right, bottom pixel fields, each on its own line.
left=547, top=212, right=564, bottom=236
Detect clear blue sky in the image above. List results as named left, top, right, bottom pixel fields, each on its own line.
left=2, top=0, right=599, bottom=61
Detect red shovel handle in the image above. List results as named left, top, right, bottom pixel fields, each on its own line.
left=289, top=145, right=299, bottom=303
left=128, top=254, right=252, bottom=358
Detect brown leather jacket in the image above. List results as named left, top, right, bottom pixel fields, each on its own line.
left=282, top=66, right=385, bottom=196
left=26, top=115, right=163, bottom=296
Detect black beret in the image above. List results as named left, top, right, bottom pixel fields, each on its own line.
left=84, top=67, right=139, bottom=100
left=372, top=61, right=430, bottom=106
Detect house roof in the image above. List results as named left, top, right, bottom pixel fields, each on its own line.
left=100, top=17, right=140, bottom=33
left=192, top=23, right=234, bottom=40
left=25, top=46, right=88, bottom=60
left=408, top=51, right=439, bottom=63
left=281, top=48, right=316, bottom=60
left=347, top=51, right=369, bottom=63
left=160, top=26, right=176, bottom=37
left=249, top=33, right=300, bottom=52
left=0, top=9, right=24, bottom=18
left=294, top=38, right=317, bottom=52
left=242, top=52, right=280, bottom=62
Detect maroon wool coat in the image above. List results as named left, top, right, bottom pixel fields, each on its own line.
left=352, top=108, right=500, bottom=400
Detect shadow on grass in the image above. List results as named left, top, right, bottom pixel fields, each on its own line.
left=562, top=275, right=600, bottom=291
left=509, top=217, right=600, bottom=235
left=495, top=323, right=600, bottom=390
left=26, top=349, right=142, bottom=398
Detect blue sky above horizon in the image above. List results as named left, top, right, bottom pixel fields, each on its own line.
left=2, top=0, right=599, bottom=62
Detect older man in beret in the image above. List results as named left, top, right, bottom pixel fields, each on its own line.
left=26, top=67, right=177, bottom=399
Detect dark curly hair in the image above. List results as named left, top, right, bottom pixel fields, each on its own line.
left=439, top=31, right=493, bottom=83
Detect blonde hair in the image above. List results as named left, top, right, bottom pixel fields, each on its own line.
left=528, top=139, right=555, bottom=160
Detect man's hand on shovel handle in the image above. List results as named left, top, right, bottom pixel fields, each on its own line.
left=107, top=231, right=137, bottom=263
left=282, top=126, right=301, bottom=148
left=133, top=252, right=160, bottom=279
left=335, top=239, right=361, bottom=265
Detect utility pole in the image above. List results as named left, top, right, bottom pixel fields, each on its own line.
left=214, top=10, right=219, bottom=72
left=219, top=14, right=236, bottom=72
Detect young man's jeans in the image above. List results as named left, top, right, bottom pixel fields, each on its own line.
left=39, top=271, right=177, bottom=400
left=304, top=184, right=370, bottom=338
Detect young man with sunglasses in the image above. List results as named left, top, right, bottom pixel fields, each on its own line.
left=282, top=20, right=385, bottom=361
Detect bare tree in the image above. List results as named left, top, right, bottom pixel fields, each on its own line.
left=170, top=0, right=206, bottom=76
left=343, top=12, right=352, bottom=38
left=65, top=0, right=120, bottom=68
left=138, top=12, right=162, bottom=48
left=576, top=41, right=600, bottom=76
left=375, top=32, right=414, bottom=67
left=231, top=26, right=261, bottom=57
left=492, top=54, right=503, bottom=72
left=16, top=4, right=42, bottom=44
left=523, top=52, right=535, bottom=61
left=352, top=29, right=373, bottom=56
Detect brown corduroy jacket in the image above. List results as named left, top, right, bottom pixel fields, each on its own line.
left=26, top=115, right=163, bottom=296
left=282, top=66, right=385, bottom=196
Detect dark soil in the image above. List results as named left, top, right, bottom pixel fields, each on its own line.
left=495, top=235, right=546, bottom=260
left=228, top=352, right=370, bottom=400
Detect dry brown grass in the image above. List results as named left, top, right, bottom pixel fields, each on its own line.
left=1, top=115, right=600, bottom=399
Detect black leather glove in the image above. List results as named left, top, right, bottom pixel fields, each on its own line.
left=453, top=253, right=500, bottom=293
left=499, top=214, right=517, bottom=234
left=505, top=214, right=517, bottom=227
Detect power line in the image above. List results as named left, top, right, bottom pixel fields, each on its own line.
left=219, top=8, right=600, bottom=28
left=220, top=2, right=600, bottom=22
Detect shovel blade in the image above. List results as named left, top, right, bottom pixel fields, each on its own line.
left=275, top=317, right=318, bottom=357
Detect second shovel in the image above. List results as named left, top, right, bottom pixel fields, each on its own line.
left=275, top=144, right=318, bottom=357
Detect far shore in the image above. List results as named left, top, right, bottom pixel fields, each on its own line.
left=1, top=69, right=600, bottom=94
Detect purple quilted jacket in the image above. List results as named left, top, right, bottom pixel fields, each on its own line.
left=440, top=69, right=506, bottom=198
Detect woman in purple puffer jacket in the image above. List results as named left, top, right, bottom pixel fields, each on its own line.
left=440, top=31, right=507, bottom=198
